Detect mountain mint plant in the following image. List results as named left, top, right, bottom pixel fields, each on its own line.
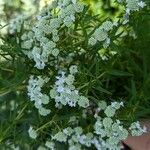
left=0, top=0, right=148, bottom=149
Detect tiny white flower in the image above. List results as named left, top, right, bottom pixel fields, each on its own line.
left=113, top=21, right=118, bottom=27
left=69, top=65, right=78, bottom=74
left=63, top=127, right=74, bottom=136
left=126, top=8, right=130, bottom=14
left=74, top=127, right=83, bottom=135
left=38, top=107, right=51, bottom=116
left=98, top=101, right=107, bottom=110
left=28, top=126, right=38, bottom=139
left=50, top=89, right=57, bottom=98
left=52, top=131, right=67, bottom=142
left=78, top=96, right=89, bottom=108
left=138, top=1, right=146, bottom=8
left=57, top=86, right=65, bottom=92
left=101, top=21, right=113, bottom=31
left=45, top=141, right=55, bottom=150
left=88, top=37, right=97, bottom=45
left=104, top=105, right=116, bottom=117
left=103, top=117, right=113, bottom=129
left=72, top=0, right=77, bottom=4
left=94, top=28, right=108, bottom=42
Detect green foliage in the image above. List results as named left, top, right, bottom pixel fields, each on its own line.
left=0, top=0, right=149, bottom=149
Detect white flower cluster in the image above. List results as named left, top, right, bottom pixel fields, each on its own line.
left=126, top=0, right=146, bottom=12
left=122, top=0, right=146, bottom=24
left=103, top=101, right=124, bottom=117
left=117, top=0, right=146, bottom=12
left=27, top=76, right=51, bottom=116
left=51, top=126, right=95, bottom=149
left=58, top=0, right=84, bottom=27
left=41, top=101, right=146, bottom=150
left=89, top=21, right=117, bottom=48
left=94, top=119, right=128, bottom=149
left=21, top=0, right=84, bottom=69
left=129, top=121, right=147, bottom=136
left=93, top=102, right=128, bottom=149
left=50, top=65, right=89, bottom=108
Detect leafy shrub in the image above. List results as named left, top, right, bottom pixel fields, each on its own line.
left=0, top=0, right=149, bottom=149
